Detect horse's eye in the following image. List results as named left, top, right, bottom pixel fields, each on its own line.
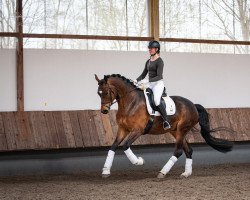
left=98, top=90, right=102, bottom=96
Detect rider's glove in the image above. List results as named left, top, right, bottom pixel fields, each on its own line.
left=140, top=79, right=149, bottom=84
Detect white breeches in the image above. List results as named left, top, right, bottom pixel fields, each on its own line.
left=148, top=80, right=165, bottom=106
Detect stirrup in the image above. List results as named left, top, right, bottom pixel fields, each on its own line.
left=163, top=121, right=171, bottom=130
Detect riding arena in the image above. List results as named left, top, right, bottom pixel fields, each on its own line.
left=0, top=1, right=249, bottom=199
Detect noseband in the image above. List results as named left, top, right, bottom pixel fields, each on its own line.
left=101, top=86, right=117, bottom=110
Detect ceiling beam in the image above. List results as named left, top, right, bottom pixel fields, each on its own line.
left=149, top=0, right=159, bottom=41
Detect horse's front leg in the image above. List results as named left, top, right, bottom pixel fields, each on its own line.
left=102, top=127, right=127, bottom=178
left=123, top=132, right=145, bottom=166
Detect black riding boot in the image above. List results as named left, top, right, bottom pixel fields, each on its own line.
left=157, top=104, right=171, bottom=130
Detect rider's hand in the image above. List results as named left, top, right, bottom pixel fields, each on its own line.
left=137, top=79, right=148, bottom=90
left=133, top=79, right=138, bottom=84
left=140, top=79, right=148, bottom=84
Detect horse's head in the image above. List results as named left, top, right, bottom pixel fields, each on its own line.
left=95, top=74, right=117, bottom=114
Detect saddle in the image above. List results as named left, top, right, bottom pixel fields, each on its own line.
left=144, top=88, right=176, bottom=116
left=145, top=88, right=167, bottom=113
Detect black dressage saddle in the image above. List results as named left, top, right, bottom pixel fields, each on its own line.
left=145, top=87, right=167, bottom=114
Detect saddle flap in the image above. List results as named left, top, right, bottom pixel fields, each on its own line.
left=145, top=88, right=157, bottom=110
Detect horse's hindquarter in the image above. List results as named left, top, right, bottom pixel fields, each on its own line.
left=171, top=96, right=199, bottom=115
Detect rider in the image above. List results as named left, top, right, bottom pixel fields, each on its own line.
left=136, top=40, right=171, bottom=130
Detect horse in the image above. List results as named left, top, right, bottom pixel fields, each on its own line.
left=95, top=74, right=233, bottom=178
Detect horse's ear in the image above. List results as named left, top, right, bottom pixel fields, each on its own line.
left=95, top=74, right=100, bottom=83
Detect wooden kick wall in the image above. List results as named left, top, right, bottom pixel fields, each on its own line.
left=0, top=108, right=249, bottom=152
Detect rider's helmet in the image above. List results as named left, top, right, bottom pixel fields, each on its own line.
left=148, top=40, right=160, bottom=53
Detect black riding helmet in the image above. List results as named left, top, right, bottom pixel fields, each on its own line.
left=148, top=40, right=160, bottom=53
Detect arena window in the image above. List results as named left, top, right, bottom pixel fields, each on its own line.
left=0, top=0, right=249, bottom=53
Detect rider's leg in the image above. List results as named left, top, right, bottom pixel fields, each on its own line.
left=151, top=80, right=164, bottom=106
left=151, top=81, right=171, bottom=129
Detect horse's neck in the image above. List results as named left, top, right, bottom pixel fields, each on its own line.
left=109, top=79, right=141, bottom=114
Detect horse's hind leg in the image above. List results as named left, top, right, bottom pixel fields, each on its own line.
left=122, top=132, right=145, bottom=166
left=157, top=131, right=184, bottom=178
left=102, top=127, right=127, bottom=178
left=181, top=139, right=193, bottom=178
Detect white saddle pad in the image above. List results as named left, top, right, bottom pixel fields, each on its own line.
left=143, top=89, right=176, bottom=116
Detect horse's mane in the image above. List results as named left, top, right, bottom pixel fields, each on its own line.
left=101, top=74, right=139, bottom=90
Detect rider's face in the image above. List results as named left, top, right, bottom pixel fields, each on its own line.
left=148, top=47, right=157, bottom=55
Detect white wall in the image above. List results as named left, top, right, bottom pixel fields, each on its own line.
left=0, top=49, right=16, bottom=111
left=0, top=49, right=249, bottom=111
left=166, top=53, right=250, bottom=108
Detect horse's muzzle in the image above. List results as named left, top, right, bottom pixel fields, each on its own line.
left=101, top=105, right=110, bottom=114
left=101, top=109, right=109, bottom=114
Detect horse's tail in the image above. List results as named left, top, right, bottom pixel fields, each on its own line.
left=195, top=104, right=234, bottom=153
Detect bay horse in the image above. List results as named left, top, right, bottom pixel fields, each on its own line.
left=95, top=74, right=233, bottom=178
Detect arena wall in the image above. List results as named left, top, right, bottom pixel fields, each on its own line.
left=0, top=49, right=249, bottom=151
left=0, top=109, right=249, bottom=152
left=0, top=49, right=250, bottom=111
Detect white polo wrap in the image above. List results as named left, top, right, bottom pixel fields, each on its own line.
left=185, top=158, right=192, bottom=173
left=160, top=156, right=178, bottom=175
left=124, top=148, right=144, bottom=165
left=102, top=150, right=115, bottom=175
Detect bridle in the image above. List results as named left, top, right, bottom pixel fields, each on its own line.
left=100, top=86, right=117, bottom=110
left=100, top=83, right=138, bottom=110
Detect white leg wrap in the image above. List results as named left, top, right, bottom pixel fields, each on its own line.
left=102, top=150, right=115, bottom=175
left=181, top=158, right=193, bottom=178
left=124, top=148, right=144, bottom=165
left=160, top=156, right=178, bottom=175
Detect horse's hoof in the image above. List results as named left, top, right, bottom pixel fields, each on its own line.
left=180, top=172, right=192, bottom=178
left=157, top=172, right=165, bottom=179
left=136, top=157, right=145, bottom=165
left=102, top=174, right=111, bottom=178
left=102, top=168, right=111, bottom=178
